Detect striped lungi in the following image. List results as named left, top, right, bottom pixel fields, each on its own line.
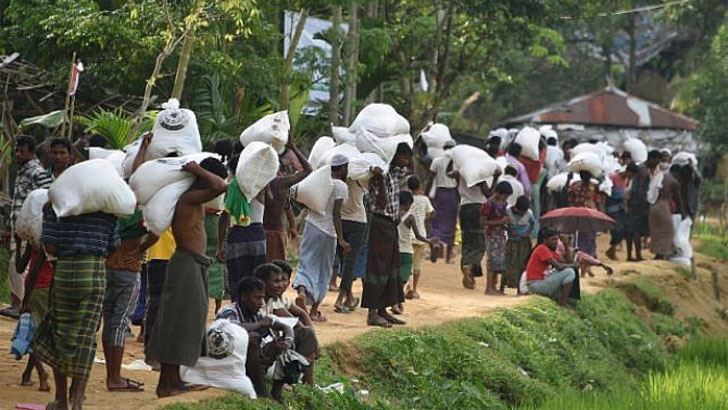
left=204, top=214, right=224, bottom=300
left=225, top=224, right=267, bottom=301
left=31, top=256, right=105, bottom=379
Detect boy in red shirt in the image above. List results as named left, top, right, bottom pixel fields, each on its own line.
left=524, top=227, right=576, bottom=306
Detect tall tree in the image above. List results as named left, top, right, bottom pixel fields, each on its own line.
left=343, top=0, right=359, bottom=124
left=328, top=3, right=343, bottom=125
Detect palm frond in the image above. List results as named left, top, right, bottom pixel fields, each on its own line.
left=76, top=109, right=156, bottom=149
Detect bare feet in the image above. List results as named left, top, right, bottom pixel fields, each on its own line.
left=367, top=314, right=392, bottom=328
left=605, top=247, right=617, bottom=261
left=107, top=377, right=144, bottom=392
left=462, top=274, right=475, bottom=289
left=39, top=373, right=50, bottom=392
left=294, top=293, right=307, bottom=311
left=310, top=311, right=327, bottom=323
left=46, top=401, right=68, bottom=410
left=604, top=266, right=614, bottom=275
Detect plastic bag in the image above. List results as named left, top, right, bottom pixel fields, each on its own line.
left=348, top=103, right=410, bottom=138
left=448, top=145, right=498, bottom=188
left=129, top=152, right=219, bottom=205
left=514, top=127, right=541, bottom=161
left=240, top=111, right=290, bottom=154
left=15, top=189, right=48, bottom=246
left=49, top=159, right=136, bottom=218
left=519, top=271, right=529, bottom=295
left=290, top=166, right=333, bottom=215
left=143, top=180, right=192, bottom=235
left=235, top=141, right=279, bottom=200
left=671, top=215, right=693, bottom=266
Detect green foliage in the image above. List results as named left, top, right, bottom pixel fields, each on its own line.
left=696, top=235, right=728, bottom=262
left=676, top=337, right=728, bottom=367
left=617, top=277, right=675, bottom=316
left=76, top=109, right=156, bottom=149
left=652, top=312, right=687, bottom=337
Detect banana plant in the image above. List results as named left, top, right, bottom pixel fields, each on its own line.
left=76, top=108, right=156, bottom=149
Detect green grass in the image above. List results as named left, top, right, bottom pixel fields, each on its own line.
left=696, top=234, right=728, bottom=262
left=676, top=337, right=728, bottom=367
left=617, top=277, right=675, bottom=316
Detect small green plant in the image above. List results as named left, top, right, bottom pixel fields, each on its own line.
left=652, top=313, right=687, bottom=336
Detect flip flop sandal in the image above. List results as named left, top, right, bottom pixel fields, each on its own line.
left=380, top=312, right=406, bottom=325
left=334, top=305, right=353, bottom=314
left=344, top=297, right=360, bottom=310
left=108, top=378, right=144, bottom=392
left=367, top=316, right=392, bottom=328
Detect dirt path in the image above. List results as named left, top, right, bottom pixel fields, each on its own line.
left=0, top=235, right=725, bottom=409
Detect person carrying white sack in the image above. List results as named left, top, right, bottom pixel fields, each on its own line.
left=292, top=155, right=350, bottom=323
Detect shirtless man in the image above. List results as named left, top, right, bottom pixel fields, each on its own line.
left=145, top=158, right=228, bottom=397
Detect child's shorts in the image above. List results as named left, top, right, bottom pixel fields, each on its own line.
left=412, top=243, right=427, bottom=272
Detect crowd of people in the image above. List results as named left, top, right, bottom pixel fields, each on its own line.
left=1, top=102, right=701, bottom=408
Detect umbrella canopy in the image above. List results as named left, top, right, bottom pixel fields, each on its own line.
left=540, top=207, right=615, bottom=233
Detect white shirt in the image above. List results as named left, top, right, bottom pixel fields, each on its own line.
left=430, top=156, right=457, bottom=189
left=459, top=179, right=486, bottom=205
left=545, top=145, right=564, bottom=177
left=500, top=175, right=525, bottom=207
left=306, top=179, right=348, bottom=237
left=411, top=194, right=434, bottom=244
left=341, top=179, right=367, bottom=223
left=398, top=211, right=414, bottom=254
left=250, top=199, right=265, bottom=224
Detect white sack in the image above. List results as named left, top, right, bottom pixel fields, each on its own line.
left=448, top=145, right=498, bottom=188
left=88, top=147, right=119, bottom=160
left=571, top=143, right=604, bottom=159
left=347, top=152, right=389, bottom=181
left=105, top=150, right=126, bottom=177
left=49, top=159, right=136, bottom=218
left=240, top=111, right=290, bottom=154
left=515, top=127, right=541, bottom=161
left=205, top=193, right=225, bottom=212
left=145, top=99, right=202, bottom=160
left=290, top=166, right=333, bottom=215
left=355, top=130, right=413, bottom=164
left=541, top=128, right=558, bottom=143
left=16, top=189, right=48, bottom=246
left=236, top=142, right=279, bottom=200
left=316, top=144, right=360, bottom=169
left=181, top=319, right=256, bottom=398
left=331, top=126, right=357, bottom=146
left=519, top=271, right=529, bottom=295
left=623, top=138, right=648, bottom=164
left=427, top=147, right=445, bottom=160
left=348, top=103, right=409, bottom=138
left=671, top=215, right=693, bottom=266
left=568, top=152, right=603, bottom=176
left=122, top=137, right=144, bottom=178
left=672, top=152, right=698, bottom=168
left=129, top=152, right=219, bottom=206
left=308, top=137, right=336, bottom=170
left=143, top=180, right=192, bottom=235
left=420, top=123, right=452, bottom=149
left=546, top=172, right=582, bottom=192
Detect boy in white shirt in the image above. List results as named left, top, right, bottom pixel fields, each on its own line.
left=293, top=155, right=350, bottom=322
left=405, top=176, right=435, bottom=299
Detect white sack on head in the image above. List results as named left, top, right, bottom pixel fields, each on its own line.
left=143, top=180, right=192, bottom=235
left=236, top=142, right=279, bottom=200
left=317, top=143, right=360, bottom=169
left=568, top=152, right=603, bottom=177
left=514, top=127, right=541, bottom=161
left=89, top=147, right=118, bottom=160
left=16, top=189, right=48, bottom=246
left=91, top=147, right=125, bottom=177
left=420, top=123, right=452, bottom=149
left=541, top=128, right=558, bottom=143
left=130, top=152, right=220, bottom=205
left=546, top=172, right=582, bottom=192
left=348, top=103, right=410, bottom=138
left=308, top=137, right=336, bottom=170
left=331, top=125, right=357, bottom=146
left=290, top=166, right=333, bottom=215
left=672, top=152, right=698, bottom=168
left=49, top=159, right=136, bottom=218
left=571, top=143, right=604, bottom=159
left=240, top=111, right=290, bottom=154
left=449, top=145, right=498, bottom=188
left=355, top=130, right=413, bottom=164
left=122, top=136, right=144, bottom=178
left=348, top=152, right=389, bottom=181
left=146, top=99, right=202, bottom=160
left=427, top=147, right=445, bottom=160
left=623, top=138, right=648, bottom=164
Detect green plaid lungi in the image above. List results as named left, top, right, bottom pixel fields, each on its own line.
left=31, top=256, right=105, bottom=379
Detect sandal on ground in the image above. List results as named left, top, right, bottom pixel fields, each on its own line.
left=380, top=311, right=406, bottom=325
left=343, top=297, right=360, bottom=310
left=367, top=315, right=392, bottom=328
left=334, top=305, right=354, bottom=314
left=108, top=378, right=144, bottom=392
left=405, top=289, right=415, bottom=300
left=462, top=275, right=475, bottom=289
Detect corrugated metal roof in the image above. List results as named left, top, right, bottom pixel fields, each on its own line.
left=501, top=87, right=697, bottom=131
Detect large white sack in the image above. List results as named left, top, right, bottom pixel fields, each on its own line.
left=49, top=159, right=136, bottom=218
left=514, top=127, right=541, bottom=161
left=16, top=189, right=48, bottom=246
left=331, top=125, right=357, bottom=146
left=122, top=137, right=144, bottom=178
left=104, top=150, right=126, bottom=177
left=348, top=103, right=410, bottom=138
left=348, top=152, right=389, bottom=181
left=355, top=130, right=413, bottom=164
left=291, top=166, right=333, bottom=214
left=546, top=172, right=582, bottom=192
left=240, top=111, right=290, bottom=154
left=145, top=99, right=202, bottom=160
left=449, top=145, right=498, bottom=188
left=427, top=147, right=445, bottom=160
left=420, top=123, right=452, bottom=149
left=623, top=138, right=647, bottom=164
left=672, top=152, right=698, bottom=168
left=143, top=180, right=192, bottom=235
left=129, top=152, right=219, bottom=206
left=568, top=152, right=603, bottom=176
left=236, top=142, right=279, bottom=200
left=308, top=137, right=336, bottom=170
left=571, top=143, right=604, bottom=159
left=671, top=215, right=693, bottom=266
left=89, top=147, right=118, bottom=160
left=181, top=319, right=256, bottom=398
left=316, top=144, right=360, bottom=169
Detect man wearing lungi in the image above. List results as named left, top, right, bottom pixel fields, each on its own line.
left=427, top=140, right=458, bottom=263
left=361, top=143, right=412, bottom=328
left=146, top=158, right=228, bottom=398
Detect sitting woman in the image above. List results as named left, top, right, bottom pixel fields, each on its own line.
left=524, top=227, right=576, bottom=306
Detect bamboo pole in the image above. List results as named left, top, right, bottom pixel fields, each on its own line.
left=60, top=52, right=76, bottom=138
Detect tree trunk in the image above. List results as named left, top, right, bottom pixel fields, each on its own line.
left=329, top=4, right=342, bottom=125
left=626, top=13, right=637, bottom=92
left=279, top=9, right=309, bottom=110
left=171, top=0, right=204, bottom=101
left=343, top=1, right=359, bottom=125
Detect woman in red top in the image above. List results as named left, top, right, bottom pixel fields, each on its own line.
left=525, top=228, right=576, bottom=306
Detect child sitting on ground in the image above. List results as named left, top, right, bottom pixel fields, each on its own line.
left=268, top=260, right=314, bottom=327
left=393, top=191, right=433, bottom=315
left=405, top=176, right=436, bottom=299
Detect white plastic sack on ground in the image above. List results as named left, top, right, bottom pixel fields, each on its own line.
left=514, top=127, right=541, bottom=161
left=546, top=172, right=582, bottom=192
left=623, top=138, right=647, bottom=164
left=308, top=137, right=336, bottom=170
left=331, top=125, right=357, bottom=146
left=236, top=142, right=279, bottom=200
left=355, top=130, right=413, bottom=164
left=449, top=145, right=498, bottom=188
left=519, top=271, right=529, bottom=295
left=146, top=99, right=202, bottom=160
left=240, top=111, right=290, bottom=154
left=348, top=103, right=410, bottom=138
left=568, top=152, right=603, bottom=176
left=317, top=144, right=360, bottom=169
left=143, top=180, right=192, bottom=235
left=129, top=152, right=219, bottom=205
left=290, top=166, right=333, bottom=214
left=49, top=159, right=136, bottom=218
left=181, top=319, right=256, bottom=398
left=671, top=215, right=693, bottom=266
left=16, top=189, right=48, bottom=246
left=348, top=152, right=389, bottom=181
left=420, top=123, right=452, bottom=149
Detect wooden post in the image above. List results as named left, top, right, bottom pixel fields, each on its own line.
left=67, top=94, right=76, bottom=139
left=60, top=52, right=76, bottom=139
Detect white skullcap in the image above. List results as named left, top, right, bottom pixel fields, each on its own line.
left=330, top=154, right=350, bottom=167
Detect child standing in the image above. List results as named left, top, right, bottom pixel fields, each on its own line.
left=505, top=196, right=535, bottom=294
left=481, top=181, right=513, bottom=295
left=405, top=176, right=435, bottom=299
left=394, top=190, right=432, bottom=314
